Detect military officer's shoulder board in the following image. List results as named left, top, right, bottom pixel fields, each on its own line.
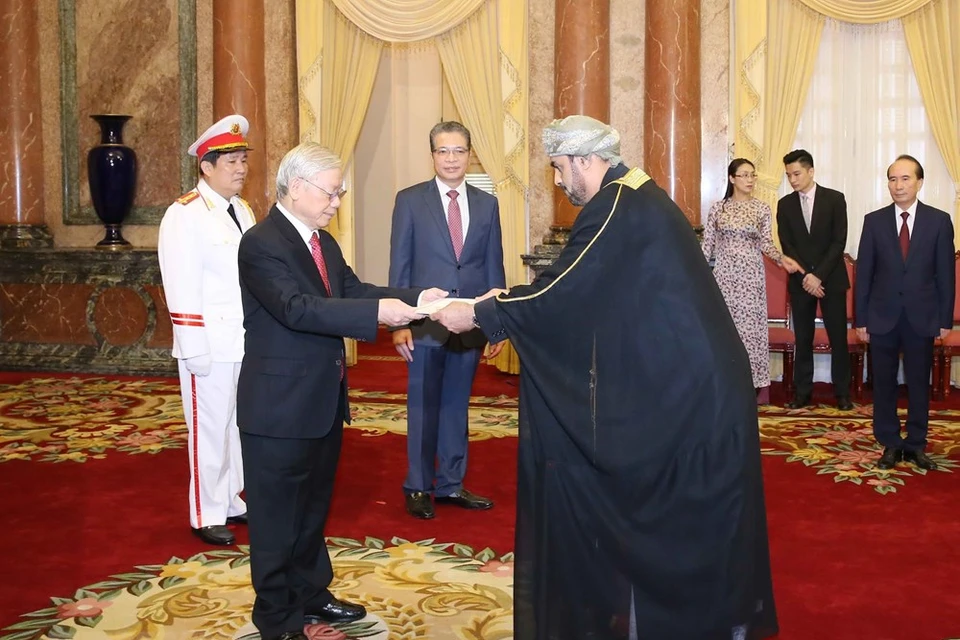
left=176, top=190, right=200, bottom=205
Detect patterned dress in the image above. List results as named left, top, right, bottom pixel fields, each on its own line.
left=701, top=197, right=782, bottom=388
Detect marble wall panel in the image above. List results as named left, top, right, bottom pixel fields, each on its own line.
left=93, top=287, right=149, bottom=346
left=610, top=0, right=645, bottom=169
left=0, top=250, right=175, bottom=374
left=0, top=283, right=97, bottom=344
left=644, top=0, right=701, bottom=224
left=0, top=0, right=46, bottom=227
left=527, top=0, right=556, bottom=253
left=263, top=0, right=298, bottom=211
left=700, top=0, right=730, bottom=218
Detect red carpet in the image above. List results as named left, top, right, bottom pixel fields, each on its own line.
left=1, top=331, right=959, bottom=639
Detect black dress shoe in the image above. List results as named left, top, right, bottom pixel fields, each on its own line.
left=226, top=513, right=247, bottom=525
left=268, top=633, right=307, bottom=640
left=191, top=524, right=235, bottom=546
left=785, top=395, right=811, bottom=409
left=405, top=492, right=434, bottom=519
left=305, top=596, right=366, bottom=623
left=435, top=488, right=494, bottom=510
left=836, top=396, right=854, bottom=411
left=903, top=450, right=938, bottom=471
left=876, top=447, right=902, bottom=470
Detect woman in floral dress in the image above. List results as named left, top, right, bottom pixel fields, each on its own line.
left=702, top=158, right=803, bottom=396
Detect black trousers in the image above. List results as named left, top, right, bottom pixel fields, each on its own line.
left=240, top=401, right=344, bottom=639
left=870, top=311, right=934, bottom=451
left=790, top=289, right=850, bottom=398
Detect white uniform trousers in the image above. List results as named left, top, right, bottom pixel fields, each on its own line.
left=178, top=360, right=246, bottom=528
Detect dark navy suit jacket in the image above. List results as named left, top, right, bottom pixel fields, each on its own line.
left=388, top=179, right=505, bottom=348
left=855, top=201, right=954, bottom=337
left=237, top=206, right=421, bottom=439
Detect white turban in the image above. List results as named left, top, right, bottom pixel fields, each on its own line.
left=542, top=115, right=622, bottom=166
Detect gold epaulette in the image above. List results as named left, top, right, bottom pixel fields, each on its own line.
left=176, top=191, right=200, bottom=205
left=611, top=167, right=651, bottom=190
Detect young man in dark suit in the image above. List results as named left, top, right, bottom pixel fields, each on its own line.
left=777, top=149, right=853, bottom=410
left=236, top=142, right=445, bottom=640
left=388, top=121, right=506, bottom=520
left=855, top=154, right=954, bottom=471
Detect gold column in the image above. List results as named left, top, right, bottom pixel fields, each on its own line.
left=213, top=0, right=269, bottom=218
left=553, top=0, right=610, bottom=228
left=0, top=0, right=52, bottom=248
left=644, top=0, right=701, bottom=225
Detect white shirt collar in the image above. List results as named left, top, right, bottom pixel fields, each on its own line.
left=436, top=176, right=466, bottom=199
left=898, top=200, right=919, bottom=218
left=800, top=182, right=817, bottom=203
left=275, top=201, right=316, bottom=246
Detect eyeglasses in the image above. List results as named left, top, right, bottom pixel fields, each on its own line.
left=734, top=172, right=757, bottom=179
left=302, top=177, right=347, bottom=199
left=433, top=147, right=469, bottom=158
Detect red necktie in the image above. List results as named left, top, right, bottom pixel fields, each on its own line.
left=447, top=190, right=464, bottom=260
left=899, top=211, right=910, bottom=260
left=309, top=232, right=333, bottom=295
left=309, top=232, right=343, bottom=379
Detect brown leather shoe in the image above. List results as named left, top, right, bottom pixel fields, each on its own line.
left=191, top=524, right=235, bottom=546
left=435, top=488, right=493, bottom=510
left=405, top=492, right=435, bottom=519
left=903, top=450, right=938, bottom=471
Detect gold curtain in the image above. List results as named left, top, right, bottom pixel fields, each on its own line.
left=797, top=0, right=932, bottom=23
left=489, top=0, right=528, bottom=374
left=903, top=0, right=960, bottom=239
left=330, top=0, right=485, bottom=41
left=734, top=1, right=767, bottom=165
left=754, top=0, right=824, bottom=221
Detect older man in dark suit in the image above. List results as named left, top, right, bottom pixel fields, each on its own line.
left=389, top=121, right=506, bottom=520
left=236, top=142, right=445, bottom=640
left=855, top=154, right=954, bottom=472
left=777, top=149, right=853, bottom=410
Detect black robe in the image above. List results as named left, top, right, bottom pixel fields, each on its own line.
left=474, top=165, right=778, bottom=639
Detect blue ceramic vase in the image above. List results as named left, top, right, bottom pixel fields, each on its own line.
left=88, top=114, right=137, bottom=249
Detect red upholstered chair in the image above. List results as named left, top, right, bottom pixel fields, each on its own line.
left=765, top=256, right=795, bottom=400
left=934, top=251, right=960, bottom=399
left=812, top=253, right=866, bottom=400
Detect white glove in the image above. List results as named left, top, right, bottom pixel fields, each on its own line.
left=184, top=354, right=212, bottom=376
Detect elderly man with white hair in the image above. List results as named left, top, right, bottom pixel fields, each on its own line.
left=236, top=142, right=446, bottom=640
left=433, top=115, right=779, bottom=640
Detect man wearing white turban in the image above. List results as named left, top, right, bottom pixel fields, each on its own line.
left=434, top=115, right=779, bottom=640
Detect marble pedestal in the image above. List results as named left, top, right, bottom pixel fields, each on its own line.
left=0, top=249, right=176, bottom=376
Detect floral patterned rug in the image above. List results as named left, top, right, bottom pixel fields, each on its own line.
left=0, top=538, right=513, bottom=640
left=0, top=376, right=957, bottom=495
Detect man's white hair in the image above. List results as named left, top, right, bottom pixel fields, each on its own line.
left=276, top=142, right=342, bottom=198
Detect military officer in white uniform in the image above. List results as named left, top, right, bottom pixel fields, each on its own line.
left=158, top=114, right=257, bottom=546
